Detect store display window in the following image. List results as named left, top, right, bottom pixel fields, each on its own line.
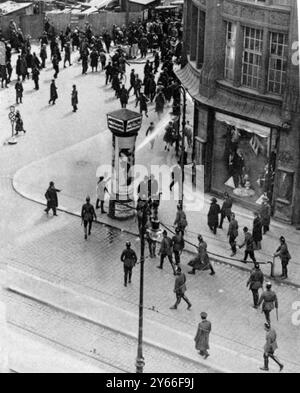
left=211, top=113, right=277, bottom=206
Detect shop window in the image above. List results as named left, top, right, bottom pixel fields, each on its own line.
left=211, top=114, right=276, bottom=207
left=242, top=27, right=263, bottom=90
left=267, top=32, right=288, bottom=95
left=224, top=22, right=237, bottom=81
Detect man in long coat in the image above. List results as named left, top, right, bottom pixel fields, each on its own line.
left=208, top=197, right=220, bottom=235
left=170, top=267, right=192, bottom=310
left=253, top=212, right=263, bottom=250
left=194, top=312, right=212, bottom=359
left=44, top=181, right=61, bottom=216
left=49, top=80, right=58, bottom=105
left=228, top=213, right=239, bottom=256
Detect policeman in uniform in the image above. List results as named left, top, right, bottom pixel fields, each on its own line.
left=81, top=196, right=97, bottom=240
left=260, top=323, right=284, bottom=372
left=258, top=282, right=278, bottom=324
left=121, top=242, right=137, bottom=287
left=247, top=264, right=264, bottom=308
left=170, top=267, right=192, bottom=310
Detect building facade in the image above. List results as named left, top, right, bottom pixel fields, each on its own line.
left=177, top=0, right=300, bottom=225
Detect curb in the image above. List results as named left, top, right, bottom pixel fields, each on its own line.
left=11, top=175, right=300, bottom=290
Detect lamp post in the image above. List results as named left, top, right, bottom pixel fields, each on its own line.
left=136, top=200, right=162, bottom=373
left=178, top=85, right=187, bottom=206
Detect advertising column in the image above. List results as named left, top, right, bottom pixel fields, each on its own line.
left=107, top=109, right=143, bottom=220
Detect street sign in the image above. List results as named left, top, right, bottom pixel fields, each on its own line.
left=0, top=42, right=5, bottom=66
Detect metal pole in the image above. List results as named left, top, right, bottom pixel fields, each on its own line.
left=180, top=86, right=187, bottom=205
left=136, top=208, right=146, bottom=373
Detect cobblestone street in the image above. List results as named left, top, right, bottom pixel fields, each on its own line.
left=3, top=211, right=300, bottom=372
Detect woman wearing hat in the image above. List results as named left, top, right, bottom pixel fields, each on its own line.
left=194, top=312, right=211, bottom=359
left=207, top=198, right=221, bottom=235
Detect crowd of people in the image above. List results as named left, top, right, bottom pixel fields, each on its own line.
left=1, top=14, right=291, bottom=372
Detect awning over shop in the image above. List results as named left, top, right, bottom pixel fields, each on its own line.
left=155, top=5, right=178, bottom=9
left=215, top=112, right=270, bottom=138
left=129, top=0, right=157, bottom=5
left=176, top=64, right=283, bottom=129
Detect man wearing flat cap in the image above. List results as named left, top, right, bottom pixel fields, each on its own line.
left=194, top=312, right=212, bottom=359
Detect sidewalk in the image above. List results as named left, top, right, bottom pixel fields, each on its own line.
left=12, top=118, right=300, bottom=287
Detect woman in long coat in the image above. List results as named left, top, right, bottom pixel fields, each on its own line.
left=194, top=312, right=212, bottom=359
left=252, top=212, right=263, bottom=250
left=155, top=89, right=165, bottom=120
left=208, top=198, right=221, bottom=234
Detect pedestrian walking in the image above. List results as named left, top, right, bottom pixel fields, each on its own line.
left=172, top=228, right=185, bottom=265
left=260, top=196, right=271, bottom=234
left=260, top=323, right=284, bottom=372
left=44, top=181, right=61, bottom=216
left=104, top=61, right=111, bottom=85
left=219, top=192, right=233, bottom=229
left=227, top=213, right=239, bottom=257
left=71, top=85, right=78, bottom=112
left=96, top=176, right=108, bottom=213
left=188, top=235, right=216, bottom=276
left=253, top=212, right=263, bottom=250
left=121, top=241, right=137, bottom=287
left=15, top=110, right=26, bottom=135
left=157, top=230, right=176, bottom=275
left=170, top=267, right=192, bottom=310
left=63, top=42, right=72, bottom=68
left=81, top=196, right=97, bottom=240
left=247, top=264, right=264, bottom=308
left=52, top=53, right=59, bottom=79
left=15, top=78, right=23, bottom=104
left=49, top=79, right=58, bottom=105
left=136, top=91, right=149, bottom=117
left=32, top=66, right=40, bottom=90
left=119, top=85, right=129, bottom=108
left=258, top=282, right=278, bottom=325
left=90, top=48, right=99, bottom=72
left=146, top=122, right=156, bottom=149
left=274, top=236, right=291, bottom=279
left=239, top=227, right=257, bottom=263
left=155, top=89, right=165, bottom=120
left=208, top=197, right=220, bottom=235
left=173, top=204, right=188, bottom=234
left=40, top=44, right=47, bottom=68
left=194, top=312, right=212, bottom=359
